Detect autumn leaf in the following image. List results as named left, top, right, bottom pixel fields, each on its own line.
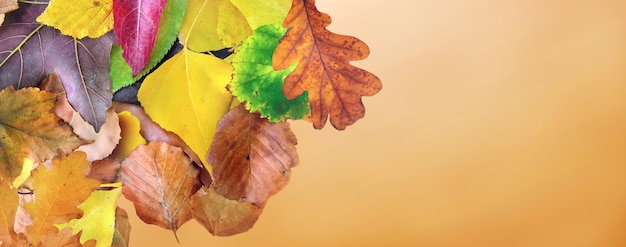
left=0, top=0, right=17, bottom=26
left=113, top=0, right=167, bottom=76
left=36, top=0, right=113, bottom=38
left=112, top=102, right=202, bottom=166
left=111, top=208, right=131, bottom=247
left=0, top=87, right=84, bottom=183
left=137, top=49, right=233, bottom=169
left=56, top=187, right=122, bottom=247
left=25, top=151, right=100, bottom=245
left=0, top=4, right=115, bottom=132
left=111, top=110, right=145, bottom=160
left=216, top=0, right=252, bottom=47
left=88, top=158, right=121, bottom=184
left=35, top=227, right=96, bottom=247
left=178, top=0, right=224, bottom=52
left=231, top=24, right=309, bottom=122
left=273, top=0, right=382, bottom=130
left=229, top=0, right=290, bottom=29
left=0, top=182, right=19, bottom=245
left=110, top=0, right=187, bottom=91
left=208, top=104, right=298, bottom=203
left=190, top=186, right=263, bottom=237
left=121, top=142, right=201, bottom=238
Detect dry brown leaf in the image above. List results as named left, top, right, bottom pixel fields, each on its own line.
left=120, top=142, right=201, bottom=237
left=272, top=0, right=382, bottom=129
left=209, top=104, right=298, bottom=204
left=190, top=186, right=263, bottom=237
left=0, top=0, right=18, bottom=26
left=112, top=102, right=203, bottom=167
left=88, top=158, right=121, bottom=184
left=111, top=207, right=131, bottom=247
left=40, top=73, right=121, bottom=162
left=25, top=152, right=100, bottom=245
left=0, top=86, right=85, bottom=183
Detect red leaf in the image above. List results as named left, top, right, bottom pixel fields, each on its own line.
left=113, top=0, right=167, bottom=76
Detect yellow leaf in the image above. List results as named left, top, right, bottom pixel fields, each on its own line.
left=137, top=49, right=232, bottom=169
left=56, top=187, right=121, bottom=247
left=111, top=111, right=146, bottom=160
left=229, top=0, right=291, bottom=29
left=36, top=0, right=113, bottom=38
left=216, top=0, right=252, bottom=47
left=179, top=0, right=224, bottom=52
left=12, top=158, right=33, bottom=188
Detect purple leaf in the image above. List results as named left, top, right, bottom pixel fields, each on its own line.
left=0, top=3, right=114, bottom=132
left=113, top=0, right=166, bottom=76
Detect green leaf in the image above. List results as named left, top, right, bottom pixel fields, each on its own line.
left=110, top=0, right=187, bottom=92
left=230, top=24, right=310, bottom=122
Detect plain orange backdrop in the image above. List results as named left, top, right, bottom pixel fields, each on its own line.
left=119, top=0, right=626, bottom=246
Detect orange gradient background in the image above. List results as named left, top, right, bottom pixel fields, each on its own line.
left=119, top=0, right=626, bottom=246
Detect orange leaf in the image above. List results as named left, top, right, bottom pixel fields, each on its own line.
left=120, top=142, right=201, bottom=238
left=272, top=0, right=382, bottom=130
left=35, top=227, right=96, bottom=247
left=208, top=104, right=298, bottom=204
left=25, top=152, right=100, bottom=245
left=0, top=182, right=19, bottom=245
left=190, top=186, right=263, bottom=237
left=0, top=86, right=85, bottom=183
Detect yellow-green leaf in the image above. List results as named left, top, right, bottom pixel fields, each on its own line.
left=56, top=187, right=122, bottom=247
left=229, top=0, right=291, bottom=29
left=179, top=0, right=224, bottom=52
left=216, top=0, right=252, bottom=47
left=137, top=50, right=233, bottom=169
left=36, top=0, right=113, bottom=39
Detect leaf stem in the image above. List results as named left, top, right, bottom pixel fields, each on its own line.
left=17, top=0, right=48, bottom=4
left=0, top=24, right=44, bottom=68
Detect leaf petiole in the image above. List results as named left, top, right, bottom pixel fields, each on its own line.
left=0, top=24, right=44, bottom=68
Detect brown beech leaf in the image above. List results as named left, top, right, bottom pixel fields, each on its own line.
left=0, top=182, right=18, bottom=245
left=0, top=86, right=85, bottom=183
left=208, top=104, right=298, bottom=204
left=120, top=142, right=201, bottom=238
left=111, top=207, right=131, bottom=247
left=272, top=0, right=382, bottom=130
left=25, top=152, right=100, bottom=245
left=0, top=0, right=18, bottom=26
left=88, top=158, right=121, bottom=184
left=40, top=73, right=121, bottom=162
left=35, top=228, right=96, bottom=247
left=112, top=102, right=203, bottom=167
left=190, top=186, right=263, bottom=237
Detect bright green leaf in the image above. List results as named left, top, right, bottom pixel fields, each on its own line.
left=110, top=0, right=187, bottom=92
left=231, top=24, right=310, bottom=122
left=56, top=187, right=122, bottom=247
left=36, top=0, right=113, bottom=38
left=138, top=49, right=233, bottom=169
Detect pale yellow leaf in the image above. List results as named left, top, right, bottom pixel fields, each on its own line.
left=229, top=0, right=291, bottom=29
left=216, top=0, right=252, bottom=47
left=179, top=0, right=224, bottom=52
left=56, top=187, right=122, bottom=247
left=137, top=49, right=232, bottom=169
left=36, top=0, right=113, bottom=38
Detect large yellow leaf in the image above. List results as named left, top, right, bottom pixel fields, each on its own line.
left=229, top=0, right=291, bottom=29
left=138, top=49, right=232, bottom=169
left=36, top=0, right=113, bottom=38
left=56, top=187, right=122, bottom=247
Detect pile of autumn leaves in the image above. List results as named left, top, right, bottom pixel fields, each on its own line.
left=0, top=0, right=381, bottom=246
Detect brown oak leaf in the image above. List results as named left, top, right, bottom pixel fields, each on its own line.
left=273, top=0, right=382, bottom=130
left=208, top=104, right=298, bottom=204
left=120, top=142, right=201, bottom=239
left=190, top=186, right=263, bottom=237
left=0, top=86, right=85, bottom=183
left=25, top=152, right=100, bottom=245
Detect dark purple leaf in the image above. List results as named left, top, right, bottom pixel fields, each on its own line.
left=113, top=0, right=166, bottom=76
left=0, top=3, right=114, bottom=131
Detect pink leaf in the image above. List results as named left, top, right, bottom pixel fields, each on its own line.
left=113, top=0, right=167, bottom=76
